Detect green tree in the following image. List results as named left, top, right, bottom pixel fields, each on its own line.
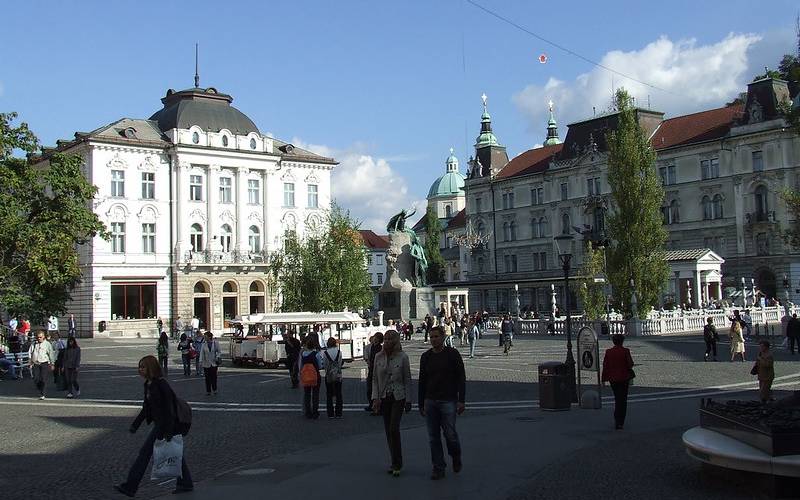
left=422, top=206, right=445, bottom=284
left=0, top=112, right=107, bottom=322
left=575, top=242, right=606, bottom=320
left=270, top=204, right=372, bottom=312
left=605, top=90, right=670, bottom=318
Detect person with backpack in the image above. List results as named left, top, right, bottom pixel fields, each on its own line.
left=156, top=332, right=170, bottom=375
left=372, top=330, right=411, bottom=476
left=323, top=337, right=344, bottom=418
left=299, top=336, right=321, bottom=419
left=63, top=337, right=81, bottom=398
left=703, top=317, right=719, bottom=361
left=199, top=331, right=222, bottom=396
left=177, top=333, right=193, bottom=377
left=115, top=355, right=193, bottom=497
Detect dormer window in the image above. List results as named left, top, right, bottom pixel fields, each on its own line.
left=250, top=138, right=257, bottom=150
left=192, top=131, right=200, bottom=144
left=222, top=135, right=229, bottom=147
left=123, top=127, right=137, bottom=139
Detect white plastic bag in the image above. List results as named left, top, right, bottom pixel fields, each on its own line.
left=151, top=435, right=183, bottom=480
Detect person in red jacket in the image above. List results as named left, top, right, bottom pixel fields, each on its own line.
left=601, top=334, right=635, bottom=430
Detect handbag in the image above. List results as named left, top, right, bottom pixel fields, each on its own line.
left=750, top=363, right=758, bottom=376
left=150, top=435, right=183, bottom=480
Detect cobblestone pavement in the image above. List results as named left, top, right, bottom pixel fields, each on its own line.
left=0, top=332, right=797, bottom=499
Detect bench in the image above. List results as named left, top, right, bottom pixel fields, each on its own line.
left=2, top=351, right=32, bottom=379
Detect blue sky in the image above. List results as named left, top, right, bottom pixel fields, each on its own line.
left=2, top=1, right=796, bottom=231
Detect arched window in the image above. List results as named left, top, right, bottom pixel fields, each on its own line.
left=191, top=131, right=199, bottom=144
left=249, top=137, right=257, bottom=149
left=713, top=195, right=724, bottom=219
left=220, top=224, right=232, bottom=252
left=193, top=281, right=208, bottom=294
left=561, top=213, right=571, bottom=235
left=755, top=186, right=768, bottom=220
left=248, top=225, right=261, bottom=253
left=531, top=218, right=540, bottom=239
left=190, top=223, right=204, bottom=252
left=540, top=217, right=548, bottom=237
left=249, top=281, right=264, bottom=292
left=669, top=200, right=680, bottom=224
left=509, top=222, right=517, bottom=241
left=476, top=222, right=485, bottom=235
left=702, top=196, right=713, bottom=220
left=222, top=135, right=229, bottom=147
left=248, top=280, right=266, bottom=313
left=223, top=281, right=237, bottom=293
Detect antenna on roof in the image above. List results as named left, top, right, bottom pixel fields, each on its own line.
left=194, top=43, right=200, bottom=88
left=593, top=106, right=596, bottom=117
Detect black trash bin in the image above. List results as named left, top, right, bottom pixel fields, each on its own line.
left=538, top=361, right=571, bottom=411
left=600, top=322, right=609, bottom=336
left=98, top=320, right=106, bottom=333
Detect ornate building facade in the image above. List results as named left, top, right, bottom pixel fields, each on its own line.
left=36, top=84, right=336, bottom=337
left=461, top=78, right=799, bottom=313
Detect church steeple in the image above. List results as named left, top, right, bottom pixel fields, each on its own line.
left=475, top=93, right=499, bottom=148
left=472, top=93, right=508, bottom=178
left=543, top=99, right=561, bottom=146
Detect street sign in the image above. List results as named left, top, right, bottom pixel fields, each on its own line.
left=578, top=327, right=598, bottom=372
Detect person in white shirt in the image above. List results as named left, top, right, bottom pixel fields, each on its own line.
left=198, top=331, right=221, bottom=395
left=28, top=331, right=56, bottom=399
left=8, top=317, right=18, bottom=333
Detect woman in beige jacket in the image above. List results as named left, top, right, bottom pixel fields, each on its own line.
left=371, top=330, right=412, bottom=476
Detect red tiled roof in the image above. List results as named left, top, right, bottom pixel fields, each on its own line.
left=652, top=104, right=744, bottom=150
left=446, top=208, right=466, bottom=229
left=496, top=143, right=563, bottom=179
left=358, top=229, right=390, bottom=249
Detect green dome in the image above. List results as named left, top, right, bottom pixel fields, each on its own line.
left=428, top=171, right=466, bottom=198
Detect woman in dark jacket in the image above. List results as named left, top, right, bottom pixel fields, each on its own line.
left=115, top=355, right=192, bottom=497
left=601, top=334, right=635, bottom=430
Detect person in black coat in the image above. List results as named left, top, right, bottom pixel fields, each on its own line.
left=703, top=317, right=719, bottom=361
left=115, top=355, right=193, bottom=497
left=788, top=313, right=800, bottom=355
left=283, top=332, right=301, bottom=388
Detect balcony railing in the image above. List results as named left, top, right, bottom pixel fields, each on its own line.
left=182, top=249, right=271, bottom=265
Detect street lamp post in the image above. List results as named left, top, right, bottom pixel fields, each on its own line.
left=783, top=274, right=791, bottom=317
left=554, top=233, right=578, bottom=403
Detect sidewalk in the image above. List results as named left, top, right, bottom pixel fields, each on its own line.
left=161, top=393, right=723, bottom=500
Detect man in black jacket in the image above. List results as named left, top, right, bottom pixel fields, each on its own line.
left=788, top=313, right=800, bottom=355
left=419, top=326, right=466, bottom=480
left=283, top=332, right=301, bottom=388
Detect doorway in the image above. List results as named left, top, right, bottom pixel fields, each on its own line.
left=193, top=297, right=210, bottom=331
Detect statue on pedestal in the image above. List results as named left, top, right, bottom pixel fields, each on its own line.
left=386, top=208, right=428, bottom=287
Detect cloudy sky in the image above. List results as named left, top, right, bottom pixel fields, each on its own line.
left=1, top=1, right=796, bottom=231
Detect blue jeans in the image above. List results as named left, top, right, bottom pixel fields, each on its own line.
left=0, top=359, right=17, bottom=378
left=424, top=399, right=462, bottom=471
left=444, top=335, right=454, bottom=348
left=468, top=337, right=476, bottom=357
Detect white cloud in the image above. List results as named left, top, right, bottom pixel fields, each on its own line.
left=291, top=138, right=423, bottom=233
left=512, top=32, right=784, bottom=139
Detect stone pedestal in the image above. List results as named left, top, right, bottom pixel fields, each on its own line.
left=379, top=231, right=435, bottom=321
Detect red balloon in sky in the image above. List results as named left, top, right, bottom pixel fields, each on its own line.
left=538, top=54, right=547, bottom=64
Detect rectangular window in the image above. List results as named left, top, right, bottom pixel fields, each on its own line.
left=307, top=184, right=319, bottom=208
left=752, top=151, right=763, bottom=172
left=283, top=182, right=295, bottom=207
left=511, top=255, right=517, bottom=272
left=659, top=166, right=667, bottom=185
left=110, top=283, right=157, bottom=320
left=377, top=273, right=383, bottom=285
left=111, top=170, right=125, bottom=197
left=219, top=177, right=232, bottom=203
left=111, top=222, right=126, bottom=253
left=508, top=192, right=515, bottom=208
left=667, top=165, right=676, bottom=185
left=475, top=197, right=482, bottom=213
left=540, top=252, right=547, bottom=270
left=141, top=223, right=155, bottom=254
left=141, top=172, right=155, bottom=199
left=190, top=175, right=203, bottom=201
left=587, top=177, right=601, bottom=195
left=531, top=187, right=544, bottom=205
left=248, top=179, right=261, bottom=205
left=502, top=193, right=508, bottom=209
left=376, top=254, right=383, bottom=265
left=560, top=182, right=568, bottom=201
left=710, top=158, right=719, bottom=178
left=700, top=158, right=719, bottom=180
left=366, top=254, right=373, bottom=266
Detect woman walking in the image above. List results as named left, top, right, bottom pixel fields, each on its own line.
left=156, top=332, right=169, bottom=376
left=199, top=331, right=221, bottom=395
left=371, top=330, right=412, bottom=476
left=755, top=340, right=774, bottom=403
left=115, top=355, right=192, bottom=497
left=601, top=334, right=635, bottom=430
left=299, top=336, right=321, bottom=419
left=467, top=318, right=479, bottom=359
left=177, top=333, right=193, bottom=377
left=730, top=320, right=746, bottom=362
left=63, top=337, right=81, bottom=398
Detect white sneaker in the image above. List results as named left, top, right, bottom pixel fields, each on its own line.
left=39, top=395, right=45, bottom=400
left=66, top=393, right=74, bottom=398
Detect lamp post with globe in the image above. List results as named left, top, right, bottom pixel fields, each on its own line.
left=554, top=233, right=578, bottom=403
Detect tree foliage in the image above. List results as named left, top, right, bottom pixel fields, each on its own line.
left=605, top=90, right=670, bottom=318
left=270, top=204, right=372, bottom=313
left=0, top=112, right=107, bottom=322
left=422, top=206, right=445, bottom=284
left=575, top=242, right=607, bottom=320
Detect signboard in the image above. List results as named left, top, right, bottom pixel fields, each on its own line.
left=578, top=327, right=598, bottom=372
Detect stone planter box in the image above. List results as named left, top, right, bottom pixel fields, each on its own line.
left=700, top=399, right=800, bottom=457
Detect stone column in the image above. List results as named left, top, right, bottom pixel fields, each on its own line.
left=693, top=271, right=702, bottom=309
left=176, top=162, right=191, bottom=260
left=207, top=164, right=220, bottom=242
left=235, top=167, right=248, bottom=252
left=261, top=169, right=269, bottom=254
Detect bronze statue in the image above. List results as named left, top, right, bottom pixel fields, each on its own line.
left=386, top=208, right=428, bottom=287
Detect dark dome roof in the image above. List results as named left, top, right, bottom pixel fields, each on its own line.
left=149, top=87, right=260, bottom=135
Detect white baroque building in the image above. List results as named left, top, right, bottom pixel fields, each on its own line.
left=36, top=84, right=336, bottom=337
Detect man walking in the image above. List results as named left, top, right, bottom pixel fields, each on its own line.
left=174, top=316, right=184, bottom=340
left=419, top=326, right=466, bottom=480
left=67, top=314, right=77, bottom=338
left=28, top=331, right=56, bottom=399
left=500, top=314, right=514, bottom=350
left=788, top=313, right=799, bottom=355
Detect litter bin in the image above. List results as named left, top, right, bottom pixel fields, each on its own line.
left=600, top=321, right=609, bottom=336
left=98, top=320, right=106, bottom=333
left=538, top=361, right=571, bottom=411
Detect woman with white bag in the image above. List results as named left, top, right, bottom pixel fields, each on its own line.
left=115, top=355, right=193, bottom=497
